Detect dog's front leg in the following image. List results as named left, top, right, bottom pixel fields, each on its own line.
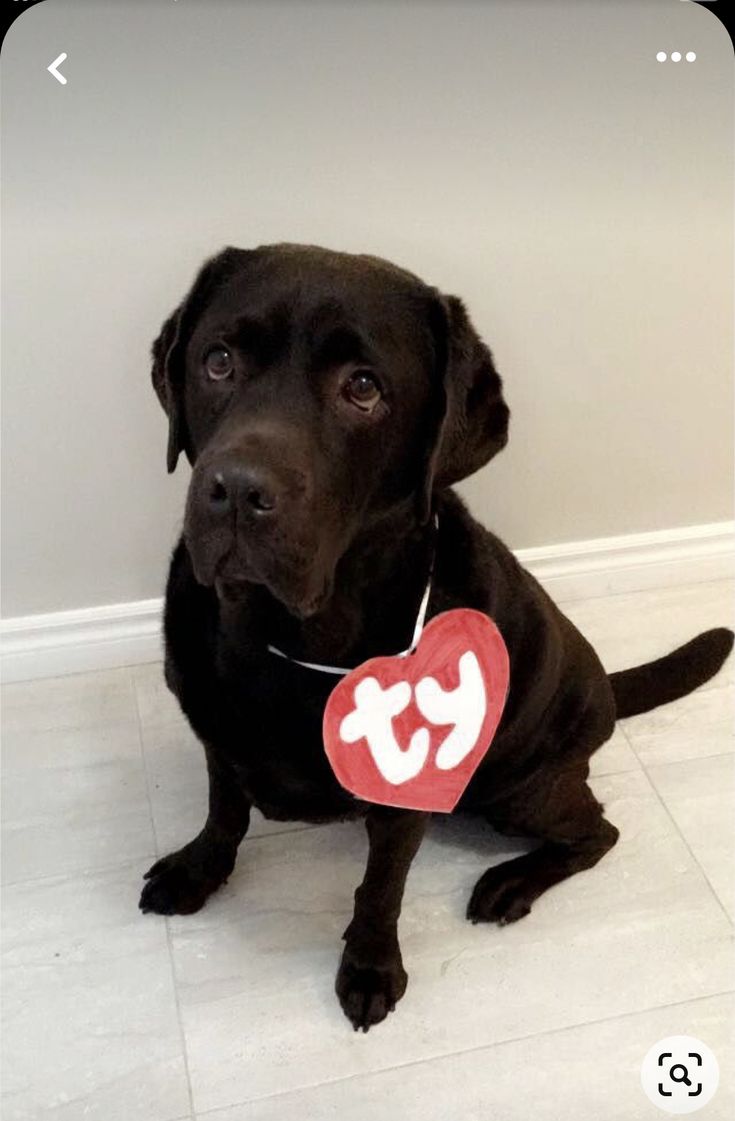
left=336, top=807, right=428, bottom=1031
left=139, top=743, right=251, bottom=916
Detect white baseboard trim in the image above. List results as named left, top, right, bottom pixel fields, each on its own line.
left=518, top=520, right=734, bottom=604
left=0, top=599, right=164, bottom=684
left=1, top=521, right=732, bottom=684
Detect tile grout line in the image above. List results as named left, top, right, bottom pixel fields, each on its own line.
left=634, top=748, right=734, bottom=773
left=0, top=852, right=160, bottom=892
left=131, top=667, right=198, bottom=1121
left=192, top=988, right=735, bottom=1117
left=613, top=719, right=735, bottom=777
left=615, top=719, right=734, bottom=926
left=642, top=772, right=734, bottom=929
left=621, top=720, right=735, bottom=929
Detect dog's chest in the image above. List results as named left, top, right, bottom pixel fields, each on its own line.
left=217, top=655, right=361, bottom=821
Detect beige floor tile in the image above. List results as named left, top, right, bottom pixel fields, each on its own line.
left=200, top=992, right=734, bottom=1121
left=647, top=753, right=735, bottom=922
left=1, top=862, right=190, bottom=1121
left=563, top=580, right=734, bottom=691
left=621, top=684, right=733, bottom=768
left=1, top=667, right=138, bottom=735
left=1, top=757, right=154, bottom=884
left=589, top=725, right=640, bottom=776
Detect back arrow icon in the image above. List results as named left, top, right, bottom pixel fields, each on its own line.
left=47, top=53, right=68, bottom=85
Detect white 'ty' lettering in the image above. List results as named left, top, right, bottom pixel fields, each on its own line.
left=339, top=677, right=430, bottom=785
left=414, top=651, right=487, bottom=770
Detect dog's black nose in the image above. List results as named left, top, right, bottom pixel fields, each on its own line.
left=207, top=464, right=278, bottom=518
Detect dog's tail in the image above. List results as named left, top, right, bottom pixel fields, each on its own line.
left=609, top=628, right=733, bottom=719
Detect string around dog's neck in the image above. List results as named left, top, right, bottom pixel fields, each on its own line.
left=266, top=516, right=438, bottom=676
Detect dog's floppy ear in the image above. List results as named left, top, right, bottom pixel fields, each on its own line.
left=151, top=247, right=242, bottom=472
left=424, top=292, right=510, bottom=501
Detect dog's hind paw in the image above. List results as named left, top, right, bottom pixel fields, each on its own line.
left=466, top=867, right=534, bottom=926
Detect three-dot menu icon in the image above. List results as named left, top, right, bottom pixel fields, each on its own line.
left=656, top=51, right=697, bottom=62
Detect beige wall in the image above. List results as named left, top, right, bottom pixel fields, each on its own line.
left=2, top=0, right=732, bottom=617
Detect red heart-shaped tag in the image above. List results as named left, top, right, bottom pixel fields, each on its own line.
left=323, top=609, right=509, bottom=812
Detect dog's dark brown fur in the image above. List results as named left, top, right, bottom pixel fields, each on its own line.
left=140, top=244, right=733, bottom=1030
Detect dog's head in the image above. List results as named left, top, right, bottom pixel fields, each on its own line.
left=151, top=244, right=508, bottom=617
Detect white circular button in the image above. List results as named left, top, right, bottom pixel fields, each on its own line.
left=656, top=51, right=667, bottom=62
left=686, top=52, right=696, bottom=62
left=641, top=1036, right=719, bottom=1114
left=671, top=52, right=682, bottom=62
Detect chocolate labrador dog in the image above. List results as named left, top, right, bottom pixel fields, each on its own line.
left=140, top=243, right=732, bottom=1030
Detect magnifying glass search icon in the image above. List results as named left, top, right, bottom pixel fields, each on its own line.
left=670, top=1064, right=692, bottom=1086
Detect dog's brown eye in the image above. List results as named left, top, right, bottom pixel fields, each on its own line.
left=343, top=370, right=382, bottom=411
left=204, top=347, right=234, bottom=381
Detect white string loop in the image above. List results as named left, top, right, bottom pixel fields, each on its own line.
left=267, top=518, right=437, bottom=676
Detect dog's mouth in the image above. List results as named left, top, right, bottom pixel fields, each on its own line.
left=216, top=573, right=330, bottom=619
left=209, top=545, right=333, bottom=619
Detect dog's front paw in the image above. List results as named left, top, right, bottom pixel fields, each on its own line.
left=335, top=943, right=408, bottom=1032
left=139, top=841, right=235, bottom=916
